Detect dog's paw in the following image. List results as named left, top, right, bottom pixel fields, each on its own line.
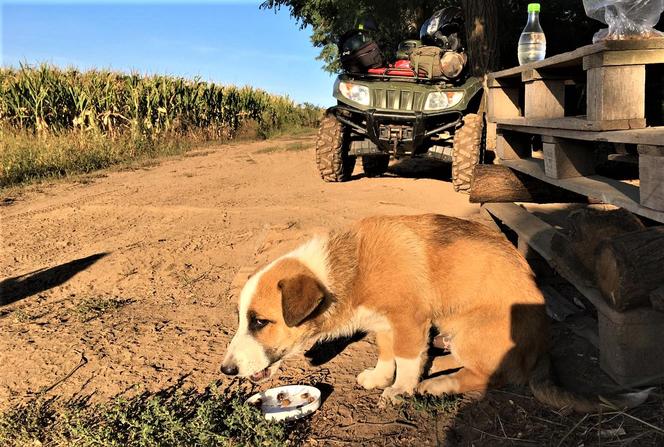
left=417, top=377, right=453, bottom=396
left=380, top=385, right=413, bottom=405
left=357, top=368, right=393, bottom=390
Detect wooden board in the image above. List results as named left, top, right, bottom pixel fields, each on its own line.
left=489, top=38, right=664, bottom=80
left=500, top=158, right=664, bottom=223
left=524, top=79, right=565, bottom=118
left=587, top=65, right=645, bottom=122
left=638, top=145, right=664, bottom=211
left=583, top=49, right=664, bottom=69
left=542, top=136, right=595, bottom=179
left=493, top=116, right=646, bottom=131
left=496, top=124, right=664, bottom=145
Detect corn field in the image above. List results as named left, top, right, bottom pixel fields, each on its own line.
left=0, top=64, right=321, bottom=138
left=0, top=64, right=322, bottom=187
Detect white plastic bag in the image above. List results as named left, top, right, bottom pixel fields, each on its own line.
left=583, top=0, right=664, bottom=42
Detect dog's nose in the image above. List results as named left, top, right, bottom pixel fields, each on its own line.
left=221, top=363, right=239, bottom=376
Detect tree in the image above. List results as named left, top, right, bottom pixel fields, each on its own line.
left=261, top=0, right=602, bottom=74
left=461, top=0, right=500, bottom=75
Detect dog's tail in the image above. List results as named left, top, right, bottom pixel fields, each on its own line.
left=528, top=354, right=652, bottom=413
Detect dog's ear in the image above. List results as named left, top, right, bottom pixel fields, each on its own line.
left=278, top=274, right=325, bottom=327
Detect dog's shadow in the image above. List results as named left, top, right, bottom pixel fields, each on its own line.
left=304, top=332, right=367, bottom=367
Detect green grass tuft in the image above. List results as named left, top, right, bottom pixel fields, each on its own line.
left=73, top=296, right=133, bottom=322
left=255, top=142, right=309, bottom=154
left=405, top=394, right=461, bottom=414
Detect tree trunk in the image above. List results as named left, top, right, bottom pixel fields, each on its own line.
left=595, top=227, right=664, bottom=312
left=461, top=0, right=501, bottom=76
left=469, top=165, right=586, bottom=203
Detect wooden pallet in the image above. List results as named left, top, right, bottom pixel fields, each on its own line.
left=485, top=38, right=664, bottom=215
left=484, top=202, right=664, bottom=386
left=487, top=38, right=664, bottom=131
left=494, top=126, right=664, bottom=218
left=482, top=42, right=664, bottom=385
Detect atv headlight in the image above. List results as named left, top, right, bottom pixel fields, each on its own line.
left=337, top=81, right=370, bottom=106
left=424, top=91, right=464, bottom=111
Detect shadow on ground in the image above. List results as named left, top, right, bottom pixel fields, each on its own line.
left=0, top=253, right=108, bottom=306
left=388, top=157, right=451, bottom=181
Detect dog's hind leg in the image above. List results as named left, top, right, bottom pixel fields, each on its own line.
left=417, top=367, right=490, bottom=397
left=357, top=330, right=395, bottom=390
left=428, top=354, right=463, bottom=375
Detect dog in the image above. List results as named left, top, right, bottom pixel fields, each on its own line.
left=221, top=214, right=649, bottom=412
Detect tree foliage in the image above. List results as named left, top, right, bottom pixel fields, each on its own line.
left=262, top=0, right=611, bottom=73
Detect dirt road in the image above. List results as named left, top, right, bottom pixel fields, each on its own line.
left=3, top=135, right=662, bottom=446
left=0, top=134, right=482, bottom=443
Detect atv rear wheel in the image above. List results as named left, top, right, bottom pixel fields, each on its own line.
left=362, top=154, right=390, bottom=177
left=452, top=113, right=483, bottom=193
left=315, top=114, right=356, bottom=182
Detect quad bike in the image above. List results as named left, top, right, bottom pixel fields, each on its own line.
left=315, top=8, right=485, bottom=193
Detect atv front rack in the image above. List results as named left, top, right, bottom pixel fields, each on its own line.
left=332, top=105, right=462, bottom=154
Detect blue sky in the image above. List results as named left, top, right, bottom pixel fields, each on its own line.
left=1, top=0, right=336, bottom=106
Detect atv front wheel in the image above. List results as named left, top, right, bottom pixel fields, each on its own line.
left=315, top=114, right=356, bottom=182
left=452, top=113, right=483, bottom=193
left=362, top=154, right=390, bottom=177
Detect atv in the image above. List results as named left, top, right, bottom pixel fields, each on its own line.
left=315, top=8, right=485, bottom=192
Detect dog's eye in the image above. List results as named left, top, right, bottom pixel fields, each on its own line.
left=249, top=316, right=270, bottom=332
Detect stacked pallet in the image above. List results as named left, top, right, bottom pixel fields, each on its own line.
left=480, top=38, right=664, bottom=386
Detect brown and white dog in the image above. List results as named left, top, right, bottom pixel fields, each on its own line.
left=221, top=214, right=648, bottom=411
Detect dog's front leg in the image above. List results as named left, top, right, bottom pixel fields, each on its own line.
left=381, top=320, right=427, bottom=404
left=357, top=330, right=395, bottom=389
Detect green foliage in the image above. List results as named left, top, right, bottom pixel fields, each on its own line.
left=261, top=0, right=455, bottom=72
left=260, top=0, right=623, bottom=72
left=0, top=384, right=306, bottom=447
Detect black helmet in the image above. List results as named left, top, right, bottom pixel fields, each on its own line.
left=339, top=29, right=373, bottom=57
left=356, top=16, right=378, bottom=32
left=419, top=7, right=465, bottom=51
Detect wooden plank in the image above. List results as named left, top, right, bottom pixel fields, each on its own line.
left=638, top=144, right=664, bottom=211
left=489, top=38, right=664, bottom=80
left=486, top=122, right=497, bottom=151
left=542, top=136, right=595, bottom=179
left=496, top=123, right=664, bottom=145
left=583, top=49, right=664, bottom=70
left=487, top=86, right=520, bottom=120
left=493, top=116, right=646, bottom=131
left=524, top=80, right=565, bottom=118
left=500, top=158, right=664, bottom=223
left=587, top=65, right=645, bottom=122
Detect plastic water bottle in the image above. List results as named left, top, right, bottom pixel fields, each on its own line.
left=518, top=3, right=546, bottom=65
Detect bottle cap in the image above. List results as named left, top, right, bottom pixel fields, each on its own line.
left=528, top=3, right=541, bottom=13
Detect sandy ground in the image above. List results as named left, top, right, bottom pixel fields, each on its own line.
left=1, top=134, right=662, bottom=446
